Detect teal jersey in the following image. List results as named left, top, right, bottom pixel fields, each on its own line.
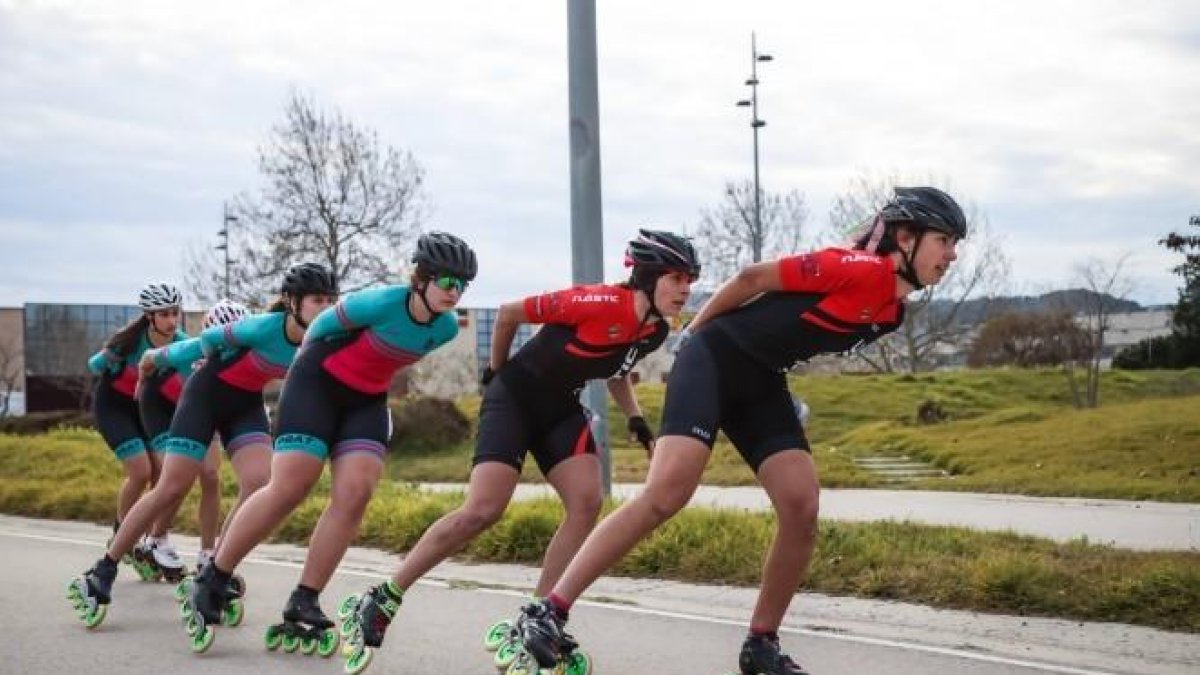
left=199, top=312, right=300, bottom=392
left=305, top=285, right=459, bottom=394
left=88, top=328, right=188, bottom=397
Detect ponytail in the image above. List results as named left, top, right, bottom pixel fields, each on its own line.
left=105, top=315, right=150, bottom=357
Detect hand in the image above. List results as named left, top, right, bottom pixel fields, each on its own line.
left=481, top=366, right=496, bottom=386
left=628, top=415, right=655, bottom=457
left=138, top=352, right=157, bottom=379
left=671, top=326, right=693, bottom=355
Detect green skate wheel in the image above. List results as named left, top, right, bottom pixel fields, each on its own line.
left=339, top=615, right=360, bottom=639
left=174, top=577, right=192, bottom=602
left=494, top=638, right=522, bottom=670
left=336, top=593, right=360, bottom=620
left=223, top=599, right=244, bottom=627
left=484, top=619, right=514, bottom=651
left=282, top=633, right=300, bottom=653
left=563, top=651, right=592, bottom=675
left=504, top=652, right=541, bottom=675
left=179, top=599, right=193, bottom=619
left=300, top=636, right=318, bottom=655
left=184, top=612, right=201, bottom=637
left=82, top=604, right=107, bottom=629
left=191, top=625, right=215, bottom=653
left=317, top=630, right=340, bottom=658
left=344, top=644, right=374, bottom=675
left=264, top=624, right=283, bottom=651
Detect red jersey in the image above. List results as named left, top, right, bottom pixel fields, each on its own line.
left=501, top=283, right=668, bottom=395
left=709, top=248, right=904, bottom=372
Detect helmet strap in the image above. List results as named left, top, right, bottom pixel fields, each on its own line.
left=146, top=312, right=173, bottom=339
left=896, top=230, right=926, bottom=291
left=415, top=279, right=439, bottom=319
left=289, top=295, right=310, bottom=329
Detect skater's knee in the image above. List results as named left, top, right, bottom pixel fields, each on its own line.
left=562, top=489, right=603, bottom=523
left=125, top=461, right=153, bottom=487
left=237, top=469, right=271, bottom=497
left=328, top=480, right=376, bottom=520
left=639, top=484, right=690, bottom=524
left=457, top=501, right=506, bottom=535
left=267, top=479, right=311, bottom=511
left=774, top=490, right=819, bottom=539
left=198, top=464, right=221, bottom=491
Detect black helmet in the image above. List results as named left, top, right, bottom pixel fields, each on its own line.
left=412, top=231, right=478, bottom=280
left=625, top=229, right=701, bottom=278
left=880, top=187, right=968, bottom=240
left=281, top=262, right=338, bottom=297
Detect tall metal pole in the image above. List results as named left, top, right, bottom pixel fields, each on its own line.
left=737, top=32, right=771, bottom=263
left=750, top=33, right=763, bottom=263
left=218, top=203, right=237, bottom=299
left=567, top=0, right=611, bottom=495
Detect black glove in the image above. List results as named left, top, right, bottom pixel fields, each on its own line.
left=628, top=415, right=655, bottom=455
left=481, top=366, right=496, bottom=386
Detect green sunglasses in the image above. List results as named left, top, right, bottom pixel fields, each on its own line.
left=432, top=273, right=468, bottom=293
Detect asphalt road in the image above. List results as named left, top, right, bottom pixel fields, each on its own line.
left=5, top=518, right=1176, bottom=675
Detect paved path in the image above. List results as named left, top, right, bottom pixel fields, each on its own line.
left=418, top=483, right=1200, bottom=551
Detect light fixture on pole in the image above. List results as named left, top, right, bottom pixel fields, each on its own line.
left=735, top=32, right=772, bottom=263
left=217, top=203, right=237, bottom=299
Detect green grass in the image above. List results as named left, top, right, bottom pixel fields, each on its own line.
left=386, top=368, right=1200, bottom=500
left=2, top=429, right=1197, bottom=632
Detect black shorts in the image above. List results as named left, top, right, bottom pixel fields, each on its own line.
left=659, top=327, right=809, bottom=472
left=137, top=371, right=177, bottom=452
left=273, top=346, right=391, bottom=463
left=165, top=358, right=270, bottom=463
left=473, top=378, right=596, bottom=475
left=93, top=378, right=148, bottom=461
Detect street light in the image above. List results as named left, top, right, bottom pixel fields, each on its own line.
left=217, top=203, right=237, bottom=299
left=735, top=32, right=772, bottom=263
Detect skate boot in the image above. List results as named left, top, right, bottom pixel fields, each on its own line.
left=150, top=537, right=186, bottom=583
left=179, top=563, right=244, bottom=653
left=174, top=550, right=210, bottom=603
left=727, top=632, right=809, bottom=675
left=66, top=556, right=118, bottom=629
left=131, top=537, right=163, bottom=582
left=176, top=554, right=245, bottom=604
left=264, top=586, right=340, bottom=657
left=338, top=581, right=403, bottom=674
left=507, top=599, right=592, bottom=675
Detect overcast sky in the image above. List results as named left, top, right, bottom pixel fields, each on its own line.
left=2, top=0, right=1197, bottom=309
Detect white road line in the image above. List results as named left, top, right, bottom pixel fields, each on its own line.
left=6, top=528, right=1115, bottom=675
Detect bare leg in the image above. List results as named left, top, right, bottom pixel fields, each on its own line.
left=549, top=436, right=709, bottom=603
left=749, top=450, right=820, bottom=632
left=197, top=443, right=222, bottom=551
left=116, top=452, right=152, bottom=523
left=106, top=454, right=201, bottom=559
left=533, top=454, right=603, bottom=596
left=389, top=461, right=520, bottom=589
left=297, top=454, right=385, bottom=591
left=213, top=450, right=321, bottom=571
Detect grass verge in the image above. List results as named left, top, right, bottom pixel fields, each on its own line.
left=3, top=429, right=1196, bottom=633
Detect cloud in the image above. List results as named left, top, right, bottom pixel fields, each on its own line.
left=1, top=0, right=1195, bottom=310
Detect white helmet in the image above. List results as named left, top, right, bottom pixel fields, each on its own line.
left=139, top=283, right=182, bottom=311
left=203, top=298, right=250, bottom=329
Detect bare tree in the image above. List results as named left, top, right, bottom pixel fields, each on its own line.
left=186, top=90, right=428, bottom=305
left=967, top=310, right=1090, bottom=368
left=1060, top=254, right=1135, bottom=408
left=826, top=172, right=1010, bottom=373
left=0, top=336, right=21, bottom=418
left=694, top=180, right=809, bottom=285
